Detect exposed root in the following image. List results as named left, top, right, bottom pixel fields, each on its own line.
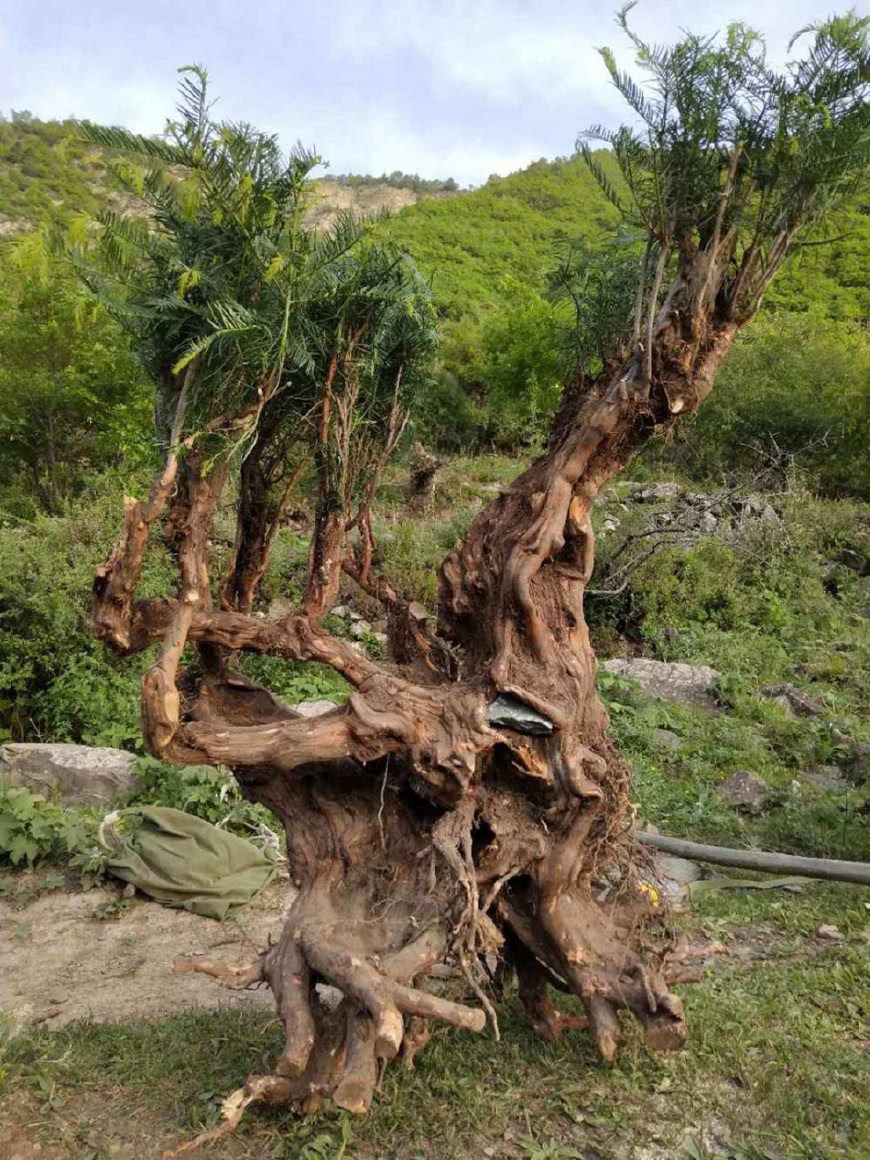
left=173, top=955, right=264, bottom=988
left=162, top=1075, right=295, bottom=1158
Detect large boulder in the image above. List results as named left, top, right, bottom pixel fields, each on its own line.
left=0, top=743, right=138, bottom=806
left=602, top=658, right=720, bottom=711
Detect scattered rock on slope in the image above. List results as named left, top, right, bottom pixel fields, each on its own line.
left=761, top=683, right=825, bottom=717
left=801, top=766, right=850, bottom=791
left=717, top=770, right=769, bottom=813
left=650, top=727, right=682, bottom=749
left=602, top=658, right=720, bottom=711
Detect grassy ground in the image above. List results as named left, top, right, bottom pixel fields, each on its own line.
left=2, top=882, right=868, bottom=1160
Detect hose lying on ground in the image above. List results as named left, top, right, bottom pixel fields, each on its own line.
left=637, top=831, right=870, bottom=887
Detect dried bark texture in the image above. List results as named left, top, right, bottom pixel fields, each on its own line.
left=93, top=248, right=771, bottom=1143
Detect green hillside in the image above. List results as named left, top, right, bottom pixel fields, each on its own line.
left=0, top=113, right=123, bottom=228
left=377, top=154, right=870, bottom=378
left=2, top=112, right=867, bottom=353
left=378, top=156, right=620, bottom=322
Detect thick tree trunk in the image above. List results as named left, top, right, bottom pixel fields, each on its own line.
left=303, top=504, right=346, bottom=619
left=220, top=450, right=270, bottom=615
left=95, top=285, right=747, bottom=1144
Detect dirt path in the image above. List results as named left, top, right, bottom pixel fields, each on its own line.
left=0, top=879, right=292, bottom=1027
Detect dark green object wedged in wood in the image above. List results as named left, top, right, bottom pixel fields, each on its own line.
left=98, top=806, right=279, bottom=920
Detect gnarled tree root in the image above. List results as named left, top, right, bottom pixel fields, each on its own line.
left=166, top=861, right=686, bottom=1156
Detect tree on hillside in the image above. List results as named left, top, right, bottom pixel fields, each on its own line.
left=80, top=15, right=869, bottom=1140
left=0, top=241, right=152, bottom=514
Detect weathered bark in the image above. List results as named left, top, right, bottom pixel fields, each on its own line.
left=219, top=397, right=305, bottom=615
left=94, top=249, right=776, bottom=1147
left=219, top=447, right=270, bottom=615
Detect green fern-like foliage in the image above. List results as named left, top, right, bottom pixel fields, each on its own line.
left=582, top=6, right=870, bottom=326
left=67, top=65, right=436, bottom=480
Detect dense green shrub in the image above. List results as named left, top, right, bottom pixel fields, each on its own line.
left=411, top=367, right=487, bottom=452
left=0, top=480, right=169, bottom=747
left=648, top=313, right=870, bottom=495
left=478, top=278, right=567, bottom=448
left=0, top=784, right=102, bottom=869
left=0, top=245, right=154, bottom=515
left=130, top=758, right=277, bottom=836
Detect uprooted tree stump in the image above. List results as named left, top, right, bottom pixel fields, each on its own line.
left=407, top=441, right=441, bottom=508
left=77, top=15, right=869, bottom=1150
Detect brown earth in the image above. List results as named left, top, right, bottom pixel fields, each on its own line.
left=0, top=879, right=293, bottom=1028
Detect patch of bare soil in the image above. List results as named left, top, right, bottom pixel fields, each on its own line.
left=0, top=1087, right=229, bottom=1160
left=0, top=879, right=292, bottom=1027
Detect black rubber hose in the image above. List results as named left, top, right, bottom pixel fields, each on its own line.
left=637, top=831, right=870, bottom=886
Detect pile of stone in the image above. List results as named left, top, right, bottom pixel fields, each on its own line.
left=598, top=482, right=780, bottom=543
left=331, top=604, right=389, bottom=645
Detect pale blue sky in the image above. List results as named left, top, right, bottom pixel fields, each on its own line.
left=0, top=0, right=855, bottom=185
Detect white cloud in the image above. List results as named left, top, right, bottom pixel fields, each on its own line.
left=0, top=0, right=841, bottom=186
left=327, top=0, right=832, bottom=104
left=330, top=0, right=610, bottom=106
left=279, top=99, right=547, bottom=187
left=0, top=44, right=171, bottom=131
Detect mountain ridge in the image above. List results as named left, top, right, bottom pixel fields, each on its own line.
left=2, top=112, right=867, bottom=384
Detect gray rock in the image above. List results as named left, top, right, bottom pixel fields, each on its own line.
left=771, top=694, right=796, bottom=716
left=699, top=511, right=719, bottom=534
left=487, top=694, right=554, bottom=736
left=602, top=658, right=720, bottom=711
left=331, top=604, right=351, bottom=619
left=631, top=482, right=683, bottom=503
left=655, top=853, right=702, bottom=884
left=350, top=619, right=372, bottom=638
left=651, top=728, right=682, bottom=750
left=835, top=547, right=869, bottom=576
left=293, top=700, right=339, bottom=718
left=849, top=742, right=870, bottom=785
left=655, top=853, right=703, bottom=909
left=762, top=683, right=825, bottom=717
left=717, top=769, right=769, bottom=813
left=817, top=924, right=843, bottom=941
left=265, top=596, right=294, bottom=622
left=759, top=504, right=780, bottom=524
left=801, top=766, right=849, bottom=791
left=0, top=743, right=138, bottom=806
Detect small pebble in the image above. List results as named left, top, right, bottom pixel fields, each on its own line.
left=817, top=924, right=843, bottom=941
